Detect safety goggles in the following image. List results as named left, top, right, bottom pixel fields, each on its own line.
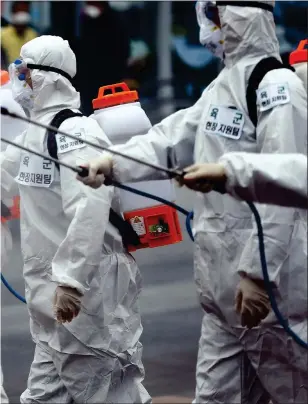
left=11, top=59, right=29, bottom=81
left=216, top=1, right=274, bottom=13
left=202, top=0, right=275, bottom=22
left=203, top=1, right=221, bottom=28
left=203, top=0, right=275, bottom=24
left=10, top=58, right=73, bottom=83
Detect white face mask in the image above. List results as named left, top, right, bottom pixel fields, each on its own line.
left=196, top=1, right=224, bottom=60
left=9, top=63, right=34, bottom=111
left=11, top=11, right=31, bottom=26
left=84, top=5, right=102, bottom=19
left=109, top=1, right=132, bottom=12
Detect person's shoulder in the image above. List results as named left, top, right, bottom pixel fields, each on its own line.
left=57, top=113, right=86, bottom=134
left=56, top=114, right=112, bottom=153
left=1, top=25, right=13, bottom=38
left=257, top=67, right=306, bottom=111
left=1, top=25, right=11, bottom=33
left=26, top=27, right=38, bottom=39
left=260, top=67, right=304, bottom=91
left=59, top=114, right=111, bottom=141
left=196, top=77, right=217, bottom=103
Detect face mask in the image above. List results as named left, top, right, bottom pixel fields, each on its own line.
left=109, top=1, right=132, bottom=12
left=196, top=1, right=224, bottom=60
left=11, top=11, right=31, bottom=26
left=84, top=5, right=102, bottom=19
left=12, top=79, right=34, bottom=110
left=9, top=62, right=34, bottom=110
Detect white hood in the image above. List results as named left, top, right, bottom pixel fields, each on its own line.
left=217, top=1, right=280, bottom=67
left=20, top=36, right=80, bottom=117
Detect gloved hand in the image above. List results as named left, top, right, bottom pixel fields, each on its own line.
left=177, top=163, right=227, bottom=194
left=53, top=286, right=83, bottom=324
left=235, top=275, right=271, bottom=329
left=76, top=153, right=113, bottom=189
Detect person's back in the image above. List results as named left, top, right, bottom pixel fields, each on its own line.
left=1, top=35, right=150, bottom=403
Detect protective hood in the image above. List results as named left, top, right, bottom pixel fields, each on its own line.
left=217, top=1, right=280, bottom=67
left=20, top=35, right=80, bottom=116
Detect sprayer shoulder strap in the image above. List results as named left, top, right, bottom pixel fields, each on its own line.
left=246, top=57, right=295, bottom=127
left=46, top=109, right=83, bottom=170
left=1, top=201, right=12, bottom=219
left=46, top=109, right=141, bottom=248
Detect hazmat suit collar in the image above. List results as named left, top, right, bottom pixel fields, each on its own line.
left=217, top=1, right=280, bottom=68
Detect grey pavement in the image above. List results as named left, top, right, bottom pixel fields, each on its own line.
left=1, top=188, right=202, bottom=402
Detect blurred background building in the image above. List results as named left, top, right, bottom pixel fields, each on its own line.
left=1, top=0, right=307, bottom=119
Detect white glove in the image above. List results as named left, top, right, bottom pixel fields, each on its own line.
left=53, top=286, right=82, bottom=323
left=77, top=154, right=113, bottom=189
left=235, top=275, right=271, bottom=329
left=177, top=163, right=227, bottom=193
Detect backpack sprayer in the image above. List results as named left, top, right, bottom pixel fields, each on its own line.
left=0, top=106, right=307, bottom=350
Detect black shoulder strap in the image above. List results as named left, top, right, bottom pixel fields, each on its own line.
left=246, top=57, right=295, bottom=127
left=47, top=109, right=83, bottom=170
left=1, top=201, right=12, bottom=219
left=108, top=210, right=141, bottom=247
left=46, top=109, right=141, bottom=249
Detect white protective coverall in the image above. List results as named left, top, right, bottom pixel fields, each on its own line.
left=1, top=77, right=27, bottom=259
left=0, top=217, right=11, bottom=404
left=1, top=36, right=150, bottom=403
left=1, top=77, right=28, bottom=404
left=98, top=2, right=308, bottom=403
left=220, top=152, right=308, bottom=209
left=0, top=368, right=9, bottom=404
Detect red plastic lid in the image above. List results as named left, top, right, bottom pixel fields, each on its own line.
left=289, top=39, right=308, bottom=65
left=0, top=70, right=9, bottom=86
left=92, top=82, right=139, bottom=110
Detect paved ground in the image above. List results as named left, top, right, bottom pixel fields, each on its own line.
left=1, top=188, right=201, bottom=402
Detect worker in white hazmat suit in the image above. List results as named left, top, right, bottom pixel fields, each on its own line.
left=0, top=69, right=26, bottom=266
left=1, top=69, right=28, bottom=404
left=0, top=368, right=9, bottom=404
left=178, top=153, right=308, bottom=209
left=78, top=1, right=308, bottom=402
left=0, top=68, right=27, bottom=247
left=1, top=36, right=150, bottom=403
left=0, top=219, right=11, bottom=404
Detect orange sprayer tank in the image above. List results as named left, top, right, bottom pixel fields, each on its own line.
left=92, top=83, right=183, bottom=252
left=0, top=70, right=9, bottom=86
left=289, top=39, right=307, bottom=92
